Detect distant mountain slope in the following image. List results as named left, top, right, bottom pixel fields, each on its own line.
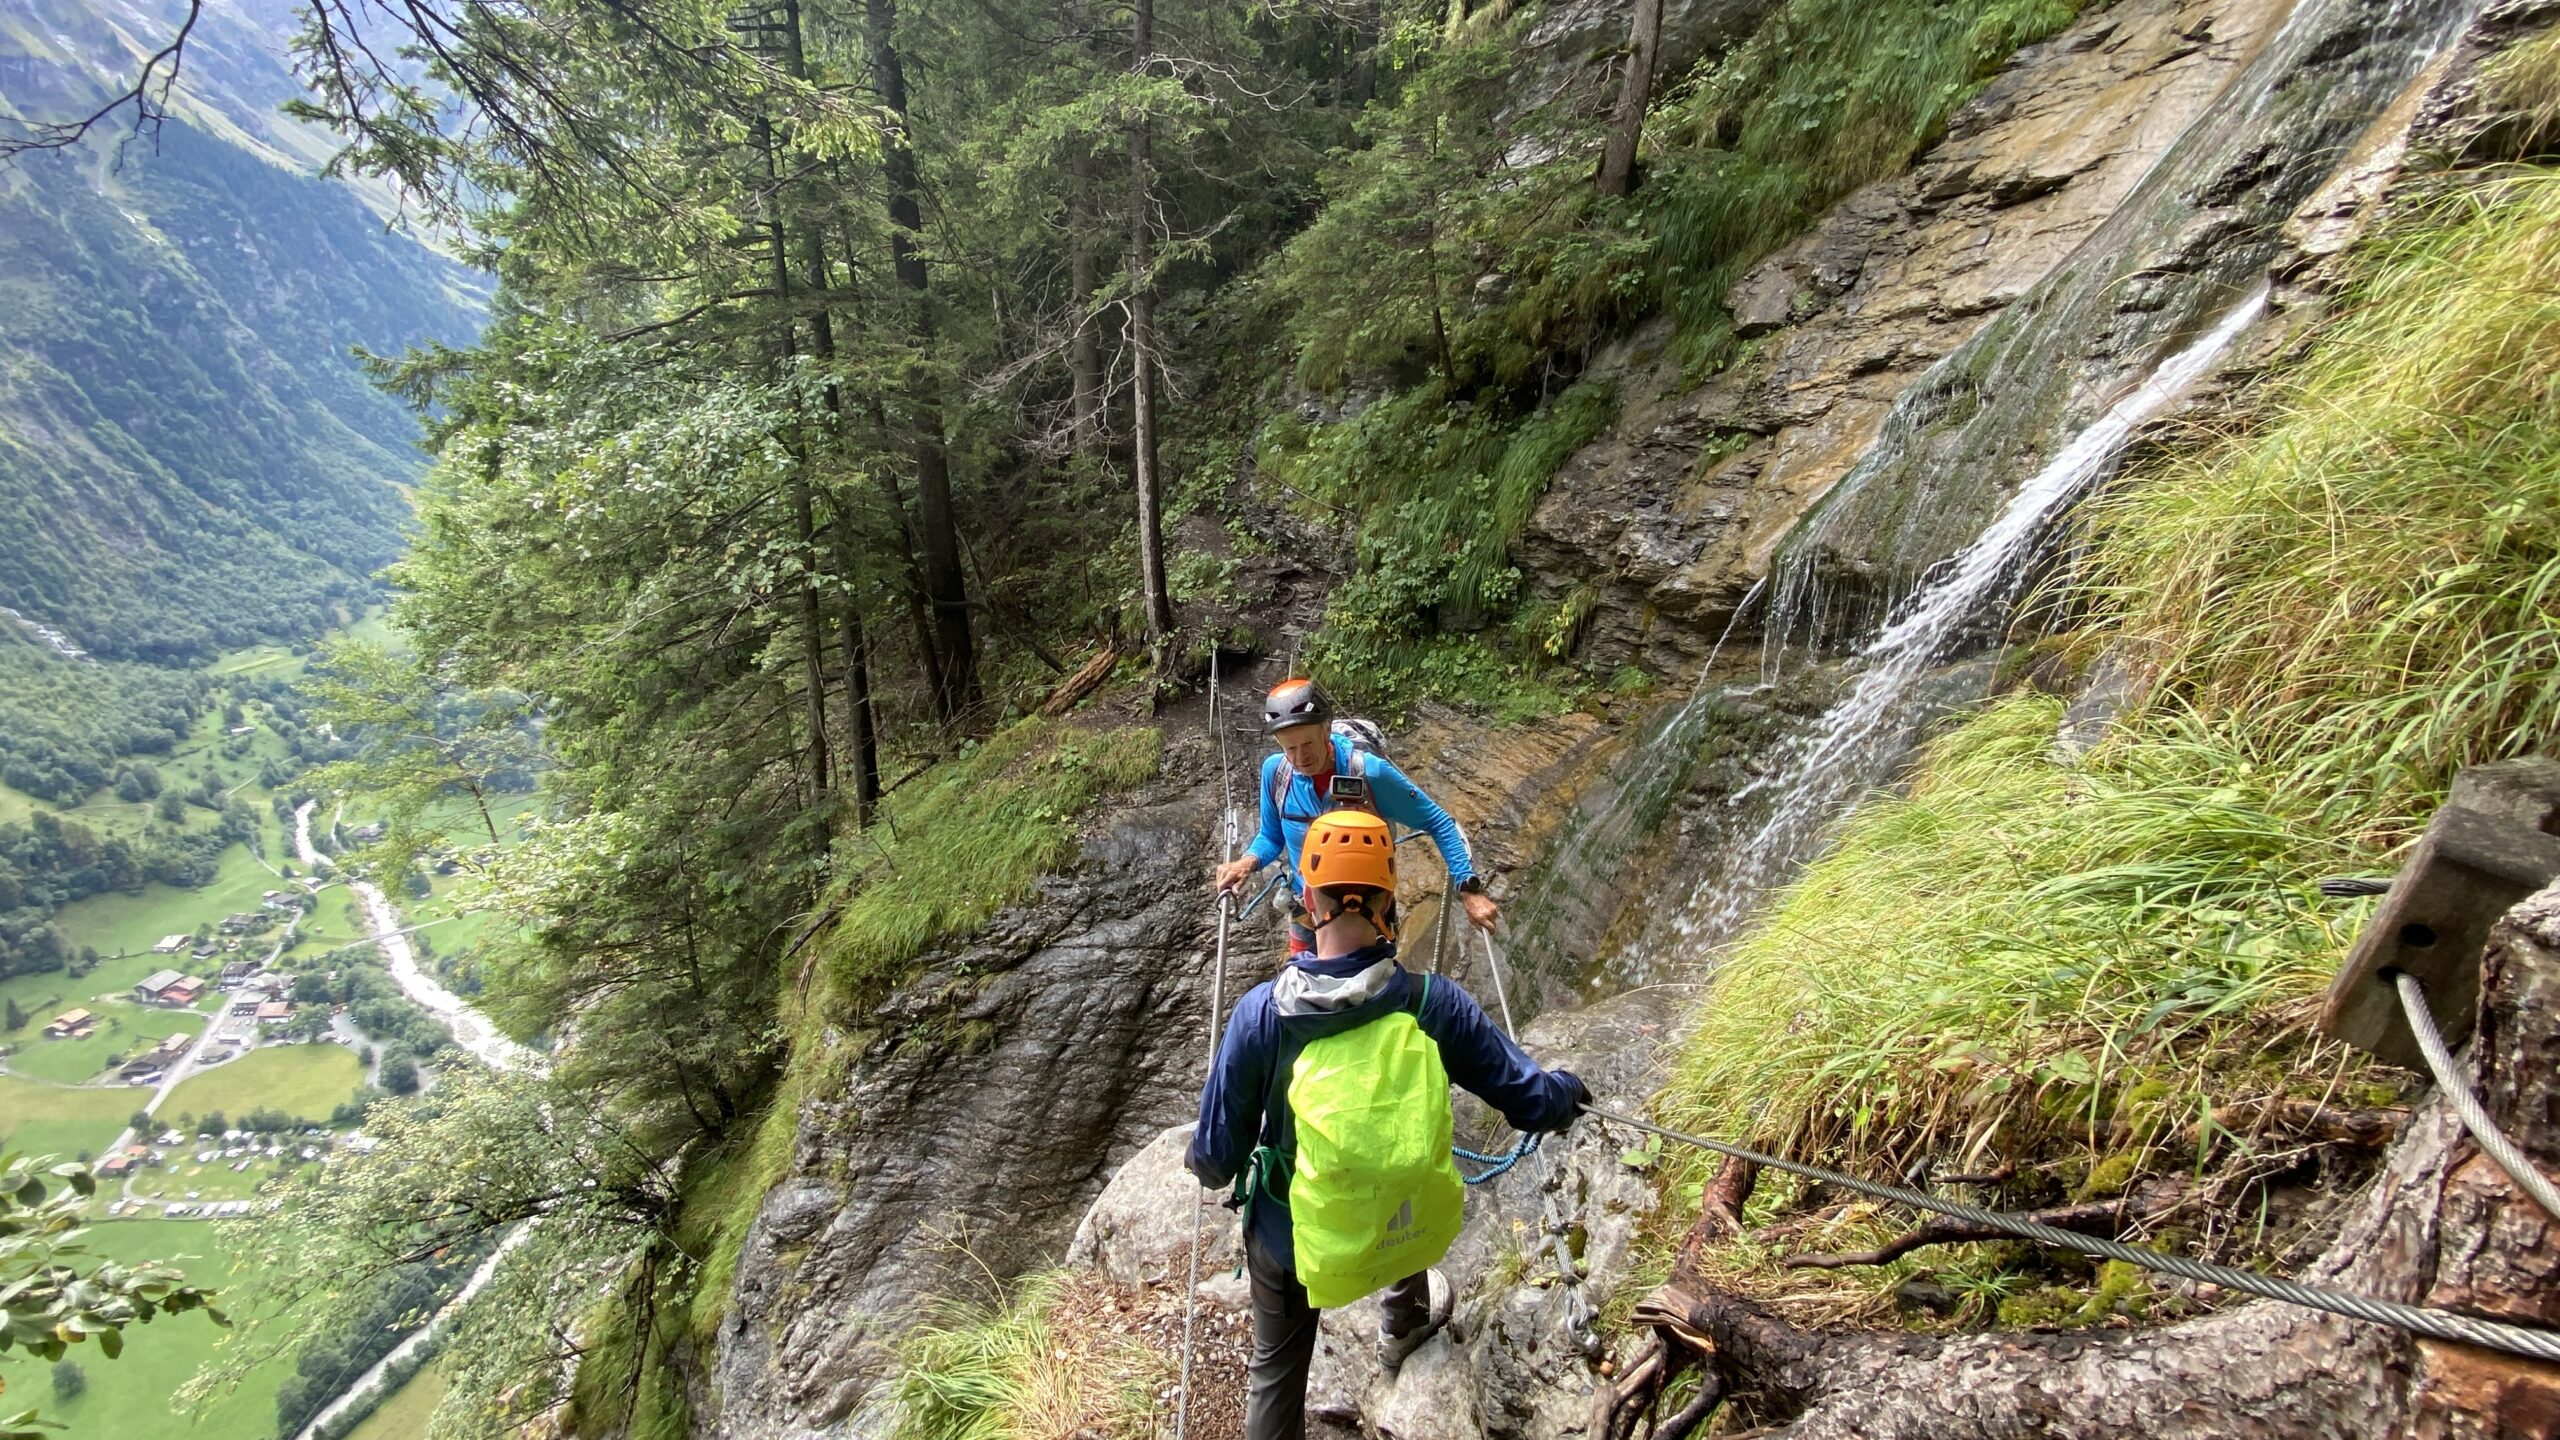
left=0, top=0, right=483, bottom=663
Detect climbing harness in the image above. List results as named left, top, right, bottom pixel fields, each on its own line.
left=1579, top=1102, right=2560, bottom=1365
left=2393, top=969, right=2560, bottom=1224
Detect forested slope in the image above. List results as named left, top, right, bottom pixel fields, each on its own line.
left=0, top=0, right=483, bottom=662
left=105, top=0, right=2560, bottom=1434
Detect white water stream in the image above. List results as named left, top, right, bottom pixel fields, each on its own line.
left=288, top=1222, right=533, bottom=1440
left=1673, top=286, right=2271, bottom=946
left=291, top=800, right=541, bottom=1073
left=280, top=800, right=544, bottom=1438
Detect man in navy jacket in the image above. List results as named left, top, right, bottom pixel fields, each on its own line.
left=1189, top=841, right=1586, bottom=1440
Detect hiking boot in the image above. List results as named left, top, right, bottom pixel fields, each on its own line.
left=1377, top=1269, right=1453, bottom=1373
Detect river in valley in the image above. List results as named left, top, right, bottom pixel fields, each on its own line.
left=291, top=800, right=540, bottom=1073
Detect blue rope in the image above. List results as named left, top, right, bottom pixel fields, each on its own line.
left=1455, top=1129, right=1540, bottom=1186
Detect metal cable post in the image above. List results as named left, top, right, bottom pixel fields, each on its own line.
left=1582, top=1103, right=2560, bottom=1365
left=1177, top=656, right=1238, bottom=1440
left=1480, top=928, right=1518, bottom=1038
left=2394, top=971, right=2560, bottom=1224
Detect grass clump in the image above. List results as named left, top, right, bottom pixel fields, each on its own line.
left=887, top=1270, right=1161, bottom=1440
left=824, top=719, right=1161, bottom=997
left=2082, top=171, right=2560, bottom=834
left=1655, top=127, right=2560, bottom=1321
left=1664, top=695, right=2370, bottom=1176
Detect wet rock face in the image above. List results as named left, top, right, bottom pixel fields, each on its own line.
left=1517, top=0, right=2294, bottom=675
left=1510, top=0, right=1784, bottom=122
left=707, top=778, right=1221, bottom=1439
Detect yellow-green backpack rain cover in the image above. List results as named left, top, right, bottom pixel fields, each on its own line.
left=1284, top=993, right=1465, bottom=1309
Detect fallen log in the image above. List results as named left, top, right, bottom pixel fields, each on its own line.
left=1037, top=646, right=1120, bottom=717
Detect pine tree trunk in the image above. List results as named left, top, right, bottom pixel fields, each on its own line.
left=1641, top=883, right=2560, bottom=1437
left=1067, top=142, right=1105, bottom=459
left=1127, top=0, right=1176, bottom=651
left=868, top=0, right=979, bottom=723
left=833, top=522, right=884, bottom=828
left=1597, top=0, right=1663, bottom=198
left=756, top=109, right=831, bottom=807
left=1349, top=0, right=1380, bottom=106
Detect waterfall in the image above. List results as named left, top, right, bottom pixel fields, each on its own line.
left=1546, top=0, right=2483, bottom=989
left=1673, top=287, right=2269, bottom=947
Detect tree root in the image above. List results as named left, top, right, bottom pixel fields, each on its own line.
left=1589, top=883, right=2560, bottom=1439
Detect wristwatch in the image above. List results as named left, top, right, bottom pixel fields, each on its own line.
left=1457, top=876, right=1488, bottom=897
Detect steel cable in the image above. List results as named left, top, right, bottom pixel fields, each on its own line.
left=1177, top=656, right=1241, bottom=1440
left=2394, top=970, right=2560, bottom=1224
left=1581, top=1103, right=2560, bottom=1365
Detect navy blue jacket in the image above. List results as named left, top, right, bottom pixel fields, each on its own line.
left=1187, top=942, right=1584, bottom=1270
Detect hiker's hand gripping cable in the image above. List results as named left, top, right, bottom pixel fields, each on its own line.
left=1213, top=853, right=1258, bottom=896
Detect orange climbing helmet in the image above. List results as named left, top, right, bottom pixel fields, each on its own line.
left=1299, top=809, right=1396, bottom=899
left=1300, top=810, right=1396, bottom=939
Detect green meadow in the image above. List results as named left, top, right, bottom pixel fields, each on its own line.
left=167, top=1045, right=367, bottom=1126
left=50, top=845, right=286, bottom=964
left=10, top=1218, right=298, bottom=1440
left=345, top=1359, right=447, bottom=1440
left=0, top=1074, right=140, bottom=1164
left=3, top=1003, right=204, bottom=1085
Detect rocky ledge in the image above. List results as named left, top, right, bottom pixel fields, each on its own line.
left=1516, top=0, right=2294, bottom=675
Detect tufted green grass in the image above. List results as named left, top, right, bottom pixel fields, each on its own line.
left=822, top=719, right=1162, bottom=999
left=1663, top=695, right=2374, bottom=1176
left=887, top=1270, right=1158, bottom=1440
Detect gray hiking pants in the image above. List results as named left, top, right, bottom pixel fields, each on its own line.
left=1244, top=1229, right=1431, bottom=1440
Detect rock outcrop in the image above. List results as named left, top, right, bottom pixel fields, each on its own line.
left=707, top=772, right=1224, bottom=1438
left=1518, top=0, right=2297, bottom=674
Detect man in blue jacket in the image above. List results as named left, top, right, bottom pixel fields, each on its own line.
left=1191, top=811, right=1586, bottom=1440
left=1212, top=678, right=1499, bottom=953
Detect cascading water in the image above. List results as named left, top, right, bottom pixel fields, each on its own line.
left=1535, top=0, right=2483, bottom=987
left=1494, top=577, right=1769, bottom=1007
left=1676, top=287, right=2268, bottom=946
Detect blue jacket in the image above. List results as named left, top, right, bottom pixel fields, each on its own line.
left=1187, top=942, right=1584, bottom=1270
left=1244, top=736, right=1477, bottom=890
